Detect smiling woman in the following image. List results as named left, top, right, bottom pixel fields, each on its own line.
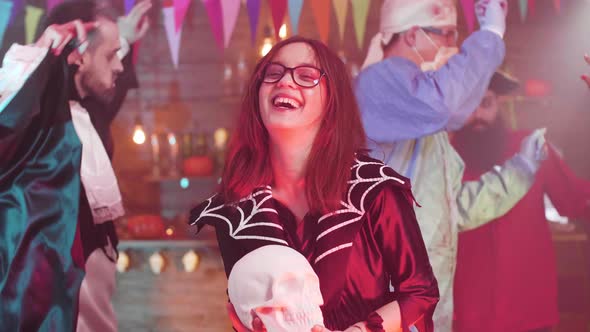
left=189, top=36, right=439, bottom=332
left=223, top=36, right=366, bottom=213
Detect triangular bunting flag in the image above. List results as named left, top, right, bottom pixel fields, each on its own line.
left=351, top=0, right=370, bottom=49
left=124, top=0, right=135, bottom=14
left=518, top=0, right=527, bottom=22
left=25, top=5, right=44, bottom=44
left=528, top=0, right=536, bottom=17
left=332, top=0, right=348, bottom=42
left=9, top=0, right=24, bottom=25
left=47, top=0, right=63, bottom=12
left=288, top=0, right=303, bottom=35
left=203, top=0, right=224, bottom=51
left=174, top=0, right=190, bottom=33
left=246, top=0, right=261, bottom=44
left=221, top=0, right=240, bottom=48
left=0, top=1, right=12, bottom=47
left=311, top=0, right=330, bottom=43
left=552, top=0, right=560, bottom=13
left=268, top=0, right=287, bottom=39
left=162, top=6, right=183, bottom=68
left=459, top=0, right=475, bottom=32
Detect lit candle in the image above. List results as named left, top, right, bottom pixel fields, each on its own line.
left=182, top=250, right=200, bottom=272
left=213, top=128, right=229, bottom=150
left=132, top=115, right=146, bottom=144
left=116, top=251, right=130, bottom=273
left=149, top=252, right=165, bottom=274
left=132, top=124, right=146, bottom=145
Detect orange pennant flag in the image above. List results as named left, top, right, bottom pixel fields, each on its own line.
left=311, top=0, right=331, bottom=44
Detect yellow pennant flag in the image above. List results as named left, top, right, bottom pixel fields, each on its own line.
left=332, top=0, right=348, bottom=42
left=351, top=0, right=370, bottom=49
left=25, top=5, right=44, bottom=44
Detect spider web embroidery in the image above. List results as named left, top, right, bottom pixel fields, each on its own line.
left=190, top=186, right=288, bottom=245
left=314, top=158, right=405, bottom=264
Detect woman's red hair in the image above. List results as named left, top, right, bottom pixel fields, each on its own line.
left=221, top=36, right=366, bottom=213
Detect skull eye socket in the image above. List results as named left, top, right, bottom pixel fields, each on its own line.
left=275, top=274, right=305, bottom=294
left=255, top=306, right=287, bottom=315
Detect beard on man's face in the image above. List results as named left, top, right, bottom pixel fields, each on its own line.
left=454, top=116, right=508, bottom=171
left=466, top=118, right=495, bottom=133
left=81, top=72, right=118, bottom=104
left=94, top=86, right=116, bottom=104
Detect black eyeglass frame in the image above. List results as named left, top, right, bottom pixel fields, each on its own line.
left=261, top=62, right=326, bottom=88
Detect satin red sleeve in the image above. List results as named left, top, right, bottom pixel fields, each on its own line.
left=542, top=145, right=590, bottom=221
left=368, top=183, right=439, bottom=331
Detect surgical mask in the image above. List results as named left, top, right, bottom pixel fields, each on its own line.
left=413, top=28, right=459, bottom=72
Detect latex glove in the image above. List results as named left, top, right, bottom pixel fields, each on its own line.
left=475, top=0, right=508, bottom=38
left=117, top=0, right=152, bottom=45
left=582, top=54, right=590, bottom=89
left=35, top=20, right=98, bottom=63
left=517, top=128, right=547, bottom=174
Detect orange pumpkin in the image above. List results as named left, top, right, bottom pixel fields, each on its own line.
left=126, top=215, right=166, bottom=239
left=183, top=155, right=214, bottom=177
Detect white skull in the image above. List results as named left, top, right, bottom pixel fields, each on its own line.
left=228, top=245, right=325, bottom=332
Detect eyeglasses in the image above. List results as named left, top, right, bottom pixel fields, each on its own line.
left=422, top=26, right=459, bottom=44
left=261, top=63, right=325, bottom=88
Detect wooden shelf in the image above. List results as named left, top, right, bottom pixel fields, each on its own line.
left=118, top=239, right=218, bottom=250
left=144, top=175, right=219, bottom=183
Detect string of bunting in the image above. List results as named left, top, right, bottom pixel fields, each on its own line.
left=0, top=0, right=561, bottom=68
